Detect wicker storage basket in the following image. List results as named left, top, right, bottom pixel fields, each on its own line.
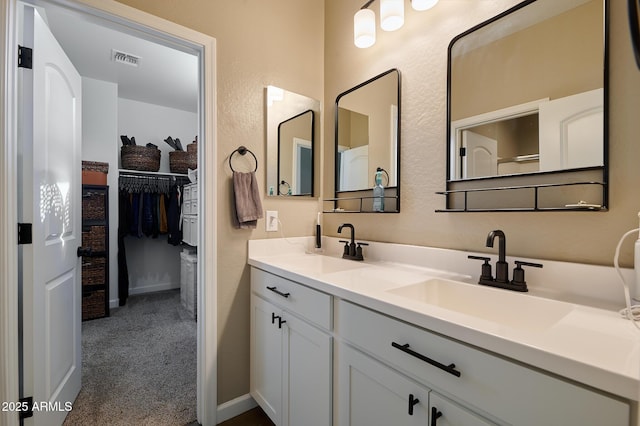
left=169, top=151, right=197, bottom=174
left=82, top=191, right=106, bottom=221
left=82, top=226, right=106, bottom=252
left=82, top=257, right=106, bottom=286
left=82, top=290, right=106, bottom=320
left=187, top=142, right=197, bottom=154
left=121, top=145, right=161, bottom=172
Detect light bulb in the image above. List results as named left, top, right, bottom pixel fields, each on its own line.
left=380, top=0, right=404, bottom=31
left=411, top=0, right=439, bottom=11
left=354, top=8, right=376, bottom=48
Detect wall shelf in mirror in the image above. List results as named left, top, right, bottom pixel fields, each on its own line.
left=444, top=0, right=608, bottom=212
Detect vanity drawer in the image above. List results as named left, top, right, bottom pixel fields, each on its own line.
left=337, top=300, right=629, bottom=426
left=251, top=268, right=331, bottom=330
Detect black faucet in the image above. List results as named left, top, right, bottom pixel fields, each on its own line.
left=486, top=230, right=508, bottom=284
left=337, top=223, right=367, bottom=261
left=468, top=230, right=542, bottom=292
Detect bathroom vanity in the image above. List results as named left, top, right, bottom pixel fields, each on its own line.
left=248, top=237, right=639, bottom=426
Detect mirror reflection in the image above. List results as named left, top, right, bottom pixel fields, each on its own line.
left=277, top=110, right=314, bottom=196
left=336, top=69, right=399, bottom=193
left=266, top=86, right=320, bottom=197
left=448, top=0, right=604, bottom=181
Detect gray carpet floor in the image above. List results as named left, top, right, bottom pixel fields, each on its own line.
left=64, top=289, right=197, bottom=426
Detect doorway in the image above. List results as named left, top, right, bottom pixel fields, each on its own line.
left=0, top=0, right=217, bottom=425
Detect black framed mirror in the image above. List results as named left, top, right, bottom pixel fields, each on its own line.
left=331, top=68, right=401, bottom=213
left=277, top=109, right=314, bottom=196
left=442, top=0, right=608, bottom=212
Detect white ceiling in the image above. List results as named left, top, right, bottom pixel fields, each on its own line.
left=40, top=4, right=199, bottom=113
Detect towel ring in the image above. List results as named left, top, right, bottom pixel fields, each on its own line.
left=279, top=180, right=291, bottom=195
left=229, top=146, right=258, bottom=172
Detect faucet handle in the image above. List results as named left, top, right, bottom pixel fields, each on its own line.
left=355, top=242, right=368, bottom=260
left=511, top=260, right=543, bottom=291
left=468, top=255, right=493, bottom=283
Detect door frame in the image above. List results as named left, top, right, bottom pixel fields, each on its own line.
left=0, top=1, right=218, bottom=425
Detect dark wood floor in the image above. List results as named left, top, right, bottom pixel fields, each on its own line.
left=218, top=407, right=275, bottom=426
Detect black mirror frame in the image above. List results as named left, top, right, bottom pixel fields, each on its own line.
left=333, top=68, right=401, bottom=213
left=443, top=0, right=609, bottom=212
left=276, top=109, right=315, bottom=197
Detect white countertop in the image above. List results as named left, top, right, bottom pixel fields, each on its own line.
left=248, top=237, right=640, bottom=402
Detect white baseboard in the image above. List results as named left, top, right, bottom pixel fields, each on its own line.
left=216, top=394, right=257, bottom=424
left=109, top=298, right=120, bottom=309
left=128, top=281, right=179, bottom=296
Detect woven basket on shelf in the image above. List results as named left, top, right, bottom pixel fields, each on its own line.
left=82, top=257, right=106, bottom=286
left=187, top=142, right=197, bottom=154
left=169, top=150, right=197, bottom=174
left=121, top=145, right=161, bottom=172
left=82, top=290, right=105, bottom=320
left=82, top=226, right=106, bottom=252
left=82, top=191, right=106, bottom=221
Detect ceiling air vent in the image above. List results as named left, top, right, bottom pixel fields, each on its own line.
left=111, top=49, right=141, bottom=67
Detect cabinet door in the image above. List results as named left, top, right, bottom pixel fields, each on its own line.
left=338, top=343, right=429, bottom=426
left=430, top=393, right=495, bottom=426
left=282, top=313, right=332, bottom=426
left=250, top=295, right=283, bottom=425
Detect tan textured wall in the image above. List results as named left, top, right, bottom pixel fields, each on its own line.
left=115, top=0, right=640, bottom=406
left=324, top=0, right=640, bottom=266
left=115, top=0, right=324, bottom=404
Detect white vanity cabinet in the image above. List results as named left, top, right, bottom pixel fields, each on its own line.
left=339, top=343, right=494, bottom=426
left=250, top=268, right=332, bottom=426
left=337, top=300, right=630, bottom=426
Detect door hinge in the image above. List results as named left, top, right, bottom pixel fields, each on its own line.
left=18, top=45, right=33, bottom=69
left=459, top=147, right=466, bottom=157
left=19, top=396, right=33, bottom=420
left=18, top=223, right=32, bottom=245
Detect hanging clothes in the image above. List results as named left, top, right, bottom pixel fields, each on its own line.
left=117, top=189, right=131, bottom=306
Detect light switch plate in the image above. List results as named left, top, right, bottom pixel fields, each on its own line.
left=266, top=210, right=278, bottom=232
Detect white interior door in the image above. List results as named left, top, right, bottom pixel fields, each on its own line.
left=538, top=88, right=604, bottom=171
left=462, top=130, right=497, bottom=179
left=20, top=6, right=82, bottom=425
left=339, top=144, right=369, bottom=191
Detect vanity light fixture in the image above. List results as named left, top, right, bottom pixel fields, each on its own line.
left=354, top=0, right=439, bottom=48
left=354, top=5, right=376, bottom=48
left=380, top=0, right=404, bottom=31
left=411, top=0, right=439, bottom=12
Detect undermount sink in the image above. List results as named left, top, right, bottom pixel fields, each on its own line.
left=387, top=278, right=574, bottom=332
left=268, top=253, right=367, bottom=275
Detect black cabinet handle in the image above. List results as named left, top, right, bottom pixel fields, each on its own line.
left=266, top=286, right=290, bottom=298
left=391, top=342, right=461, bottom=377
left=271, top=312, right=279, bottom=324
left=408, top=394, right=419, bottom=416
left=278, top=317, right=286, bottom=329
left=431, top=407, right=443, bottom=426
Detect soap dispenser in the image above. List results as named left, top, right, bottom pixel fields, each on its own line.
left=372, top=167, right=385, bottom=212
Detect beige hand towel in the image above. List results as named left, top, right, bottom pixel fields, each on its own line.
left=232, top=171, right=264, bottom=229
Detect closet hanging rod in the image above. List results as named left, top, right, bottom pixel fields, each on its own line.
left=118, top=168, right=188, bottom=178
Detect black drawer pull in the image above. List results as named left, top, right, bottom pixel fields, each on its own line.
left=391, top=342, right=461, bottom=378
left=431, top=407, right=443, bottom=426
left=266, top=286, right=290, bottom=298
left=271, top=312, right=279, bottom=324
left=408, top=394, right=419, bottom=416
left=278, top=317, right=286, bottom=329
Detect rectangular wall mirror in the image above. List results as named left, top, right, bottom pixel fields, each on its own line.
left=442, top=0, right=608, bottom=212
left=266, top=86, right=320, bottom=197
left=330, top=68, right=401, bottom=213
